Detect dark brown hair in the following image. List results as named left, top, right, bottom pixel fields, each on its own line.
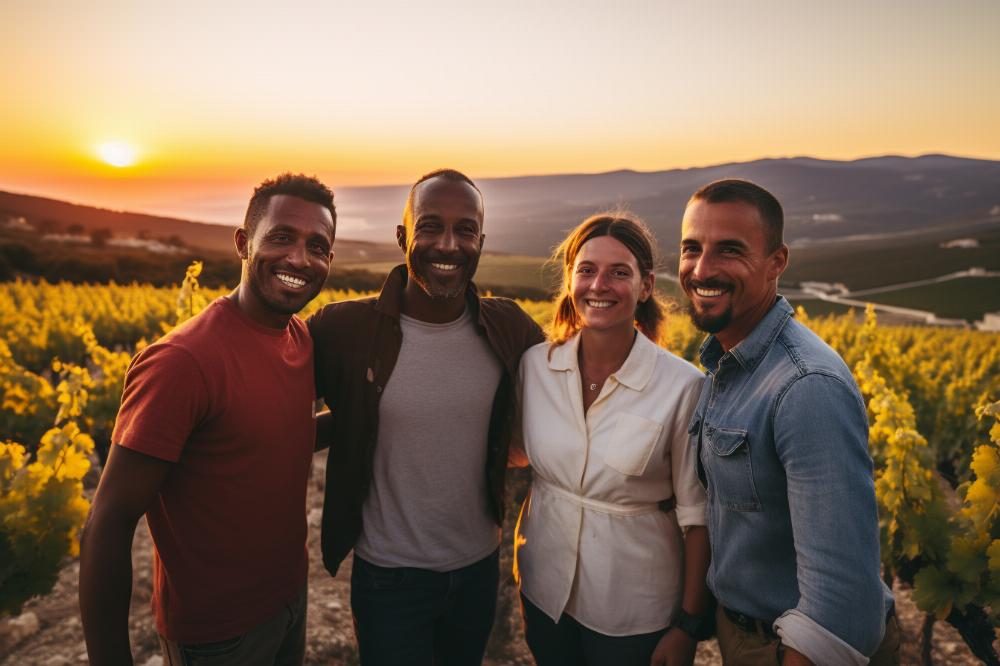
left=689, top=179, right=783, bottom=252
left=243, top=172, right=336, bottom=240
left=548, top=212, right=664, bottom=345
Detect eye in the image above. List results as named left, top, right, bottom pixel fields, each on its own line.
left=680, top=245, right=698, bottom=256
left=414, top=221, right=441, bottom=234
left=613, top=269, right=632, bottom=278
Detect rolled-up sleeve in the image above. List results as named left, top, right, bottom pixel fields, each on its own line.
left=672, top=376, right=707, bottom=529
left=773, top=372, right=885, bottom=661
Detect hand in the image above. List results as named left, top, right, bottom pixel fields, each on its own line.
left=650, top=627, right=697, bottom=666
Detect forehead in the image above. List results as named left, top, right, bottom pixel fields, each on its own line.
left=681, top=200, right=767, bottom=247
left=412, top=178, right=483, bottom=223
left=575, top=235, right=639, bottom=268
left=259, top=194, right=334, bottom=239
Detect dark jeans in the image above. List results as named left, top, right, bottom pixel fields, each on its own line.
left=520, top=592, right=667, bottom=666
left=350, top=549, right=500, bottom=666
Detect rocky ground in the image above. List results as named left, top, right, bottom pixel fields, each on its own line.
left=0, top=455, right=990, bottom=665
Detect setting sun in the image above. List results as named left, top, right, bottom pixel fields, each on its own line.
left=95, top=141, right=138, bottom=168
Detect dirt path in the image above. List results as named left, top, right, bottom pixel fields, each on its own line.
left=0, top=457, right=989, bottom=665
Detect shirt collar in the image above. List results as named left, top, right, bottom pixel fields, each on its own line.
left=547, top=329, right=659, bottom=391
left=374, top=264, right=484, bottom=324
left=699, top=296, right=794, bottom=372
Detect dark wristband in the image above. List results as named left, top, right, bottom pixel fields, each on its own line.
left=672, top=608, right=713, bottom=641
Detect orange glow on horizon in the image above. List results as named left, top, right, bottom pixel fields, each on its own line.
left=1, top=1, right=998, bottom=221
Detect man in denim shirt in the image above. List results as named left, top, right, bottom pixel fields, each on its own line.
left=678, top=180, right=898, bottom=665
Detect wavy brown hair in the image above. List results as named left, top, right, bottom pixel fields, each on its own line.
left=548, top=212, right=665, bottom=346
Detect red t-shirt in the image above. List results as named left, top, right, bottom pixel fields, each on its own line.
left=111, top=297, right=315, bottom=643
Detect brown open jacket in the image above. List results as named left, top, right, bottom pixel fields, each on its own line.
left=307, top=265, right=545, bottom=575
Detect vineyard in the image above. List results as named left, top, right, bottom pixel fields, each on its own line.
left=1, top=264, right=999, bottom=663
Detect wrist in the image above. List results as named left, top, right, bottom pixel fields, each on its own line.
left=671, top=608, right=713, bottom=642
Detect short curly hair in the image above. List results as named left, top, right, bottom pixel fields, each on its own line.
left=243, top=173, right=337, bottom=240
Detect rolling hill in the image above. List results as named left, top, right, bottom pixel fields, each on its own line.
left=333, top=154, right=1000, bottom=257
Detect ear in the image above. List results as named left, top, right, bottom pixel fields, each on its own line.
left=395, top=225, right=407, bottom=252
left=478, top=233, right=486, bottom=252
left=235, top=227, right=249, bottom=260
left=767, top=244, right=789, bottom=281
left=639, top=271, right=655, bottom=303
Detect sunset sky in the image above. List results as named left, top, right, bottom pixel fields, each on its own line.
left=1, top=0, right=998, bottom=224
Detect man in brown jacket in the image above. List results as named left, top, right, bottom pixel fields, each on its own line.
left=308, top=169, right=543, bottom=666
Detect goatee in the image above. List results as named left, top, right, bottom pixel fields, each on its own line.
left=686, top=301, right=732, bottom=334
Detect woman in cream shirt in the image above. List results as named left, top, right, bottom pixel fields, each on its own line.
left=514, top=213, right=711, bottom=666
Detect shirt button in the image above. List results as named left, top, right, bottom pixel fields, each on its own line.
left=376, top=386, right=383, bottom=393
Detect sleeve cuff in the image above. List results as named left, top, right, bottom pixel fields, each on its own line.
left=675, top=502, right=707, bottom=528
left=774, top=609, right=868, bottom=666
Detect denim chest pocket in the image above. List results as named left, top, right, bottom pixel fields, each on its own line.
left=705, top=426, right=761, bottom=511
left=604, top=413, right=663, bottom=476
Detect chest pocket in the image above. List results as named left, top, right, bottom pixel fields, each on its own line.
left=604, top=413, right=663, bottom=476
left=704, top=426, right=761, bottom=511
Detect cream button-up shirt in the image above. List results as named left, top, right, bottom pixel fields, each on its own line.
left=514, top=331, right=706, bottom=636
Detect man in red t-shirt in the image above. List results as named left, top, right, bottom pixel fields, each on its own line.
left=79, top=173, right=337, bottom=666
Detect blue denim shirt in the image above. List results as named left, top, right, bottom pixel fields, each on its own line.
left=691, top=297, right=893, bottom=660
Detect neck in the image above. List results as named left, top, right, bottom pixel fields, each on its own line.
left=578, top=323, right=636, bottom=372
left=400, top=280, right=467, bottom=323
left=716, top=292, right=779, bottom=352
left=228, top=283, right=292, bottom=329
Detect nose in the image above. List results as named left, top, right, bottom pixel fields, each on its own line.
left=688, top=252, right=717, bottom=283
left=286, top=240, right=309, bottom=268
left=590, top=269, right=612, bottom=292
left=434, top=227, right=459, bottom=254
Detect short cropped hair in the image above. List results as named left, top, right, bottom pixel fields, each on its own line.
left=689, top=179, right=783, bottom=252
left=401, top=168, right=483, bottom=232
left=243, top=173, right=337, bottom=240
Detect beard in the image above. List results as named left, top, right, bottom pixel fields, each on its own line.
left=247, top=261, right=323, bottom=316
left=406, top=254, right=479, bottom=300
left=686, top=301, right=732, bottom=334
left=683, top=277, right=734, bottom=334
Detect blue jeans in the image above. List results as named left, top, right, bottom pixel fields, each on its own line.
left=350, top=549, right=500, bottom=666
left=520, top=593, right=666, bottom=666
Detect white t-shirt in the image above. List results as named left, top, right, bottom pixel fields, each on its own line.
left=515, top=330, right=706, bottom=636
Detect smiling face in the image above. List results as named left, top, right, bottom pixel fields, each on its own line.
left=396, top=176, right=484, bottom=319
left=679, top=199, right=788, bottom=350
left=236, top=194, right=335, bottom=326
left=571, top=235, right=654, bottom=336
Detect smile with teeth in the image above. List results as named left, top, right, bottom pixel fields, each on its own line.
left=430, top=262, right=460, bottom=271
left=586, top=300, right=615, bottom=308
left=275, top=272, right=308, bottom=289
left=694, top=287, right=725, bottom=297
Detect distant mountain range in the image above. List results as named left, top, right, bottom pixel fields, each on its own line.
left=337, top=154, right=1000, bottom=254
left=3, top=153, right=998, bottom=262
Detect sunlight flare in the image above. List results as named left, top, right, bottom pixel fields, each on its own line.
left=95, top=141, right=138, bottom=168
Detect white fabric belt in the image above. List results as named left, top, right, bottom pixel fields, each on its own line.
left=536, top=478, right=663, bottom=517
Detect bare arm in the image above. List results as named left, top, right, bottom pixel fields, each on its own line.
left=678, top=526, right=712, bottom=615
left=315, top=408, right=333, bottom=452
left=782, top=647, right=815, bottom=665
left=79, top=445, right=171, bottom=666
left=651, top=526, right=712, bottom=666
